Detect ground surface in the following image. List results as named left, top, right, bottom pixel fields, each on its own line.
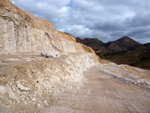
left=0, top=56, right=150, bottom=113
left=35, top=66, right=150, bottom=113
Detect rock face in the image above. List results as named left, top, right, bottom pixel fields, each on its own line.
left=0, top=0, right=92, bottom=55
left=0, top=0, right=100, bottom=111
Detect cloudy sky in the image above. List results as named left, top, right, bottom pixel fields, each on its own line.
left=10, top=0, right=150, bottom=43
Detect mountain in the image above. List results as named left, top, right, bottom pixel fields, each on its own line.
left=76, top=37, right=150, bottom=69
left=105, top=36, right=141, bottom=52
left=76, top=37, right=107, bottom=53
left=144, top=43, right=150, bottom=47
left=77, top=36, right=141, bottom=53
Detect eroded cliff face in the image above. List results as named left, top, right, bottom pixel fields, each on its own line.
left=0, top=0, right=93, bottom=55
left=0, top=0, right=100, bottom=111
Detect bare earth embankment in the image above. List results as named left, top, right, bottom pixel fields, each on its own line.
left=36, top=65, right=150, bottom=113
left=0, top=0, right=150, bottom=112
left=0, top=57, right=150, bottom=112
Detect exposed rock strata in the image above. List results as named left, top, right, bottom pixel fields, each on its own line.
left=0, top=0, right=94, bottom=55
left=0, top=0, right=100, bottom=111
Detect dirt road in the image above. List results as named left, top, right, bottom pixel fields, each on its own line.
left=35, top=66, right=150, bottom=113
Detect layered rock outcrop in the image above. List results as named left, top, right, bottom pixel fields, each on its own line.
left=0, top=0, right=100, bottom=111
left=0, top=0, right=93, bottom=55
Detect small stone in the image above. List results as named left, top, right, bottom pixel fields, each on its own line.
left=0, top=86, right=6, bottom=94
left=17, top=83, right=30, bottom=91
left=58, top=98, right=61, bottom=100
left=37, top=103, right=42, bottom=108
left=32, top=97, right=36, bottom=101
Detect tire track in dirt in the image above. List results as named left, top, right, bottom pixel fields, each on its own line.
left=35, top=66, right=150, bottom=113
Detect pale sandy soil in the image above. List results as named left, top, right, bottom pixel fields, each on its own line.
left=0, top=56, right=150, bottom=113
left=0, top=55, right=49, bottom=73
left=34, top=66, right=150, bottom=113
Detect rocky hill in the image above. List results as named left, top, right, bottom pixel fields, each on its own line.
left=105, top=36, right=141, bottom=52
left=0, top=0, right=100, bottom=111
left=76, top=37, right=150, bottom=69
left=1, top=0, right=150, bottom=112
left=0, top=0, right=97, bottom=55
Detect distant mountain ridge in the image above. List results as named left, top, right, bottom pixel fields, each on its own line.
left=105, top=36, right=141, bottom=52
left=76, top=36, right=150, bottom=69
left=76, top=36, right=141, bottom=53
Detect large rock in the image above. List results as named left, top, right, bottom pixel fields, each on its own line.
left=0, top=0, right=100, bottom=111
left=0, top=0, right=93, bottom=55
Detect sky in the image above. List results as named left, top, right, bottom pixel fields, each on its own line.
left=10, top=0, right=150, bottom=43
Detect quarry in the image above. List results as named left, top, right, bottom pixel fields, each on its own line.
left=0, top=0, right=150, bottom=112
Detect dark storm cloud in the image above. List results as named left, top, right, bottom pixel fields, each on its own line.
left=125, top=13, right=150, bottom=27
left=10, top=0, right=150, bottom=43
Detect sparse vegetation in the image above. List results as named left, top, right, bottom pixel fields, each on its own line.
left=77, top=37, right=150, bottom=69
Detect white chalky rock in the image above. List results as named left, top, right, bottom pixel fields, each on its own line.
left=0, top=86, right=6, bottom=94
left=17, top=83, right=30, bottom=91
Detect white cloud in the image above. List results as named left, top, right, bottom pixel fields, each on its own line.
left=10, top=0, right=150, bottom=43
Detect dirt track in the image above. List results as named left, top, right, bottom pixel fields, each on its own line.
left=36, top=66, right=150, bottom=113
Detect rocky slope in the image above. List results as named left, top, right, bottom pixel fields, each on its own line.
left=0, top=0, right=94, bottom=55
left=1, top=0, right=149, bottom=112
left=0, top=53, right=99, bottom=111
left=76, top=36, right=141, bottom=54
left=76, top=37, right=150, bottom=69
left=0, top=0, right=100, bottom=111
left=107, top=45, right=150, bottom=69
